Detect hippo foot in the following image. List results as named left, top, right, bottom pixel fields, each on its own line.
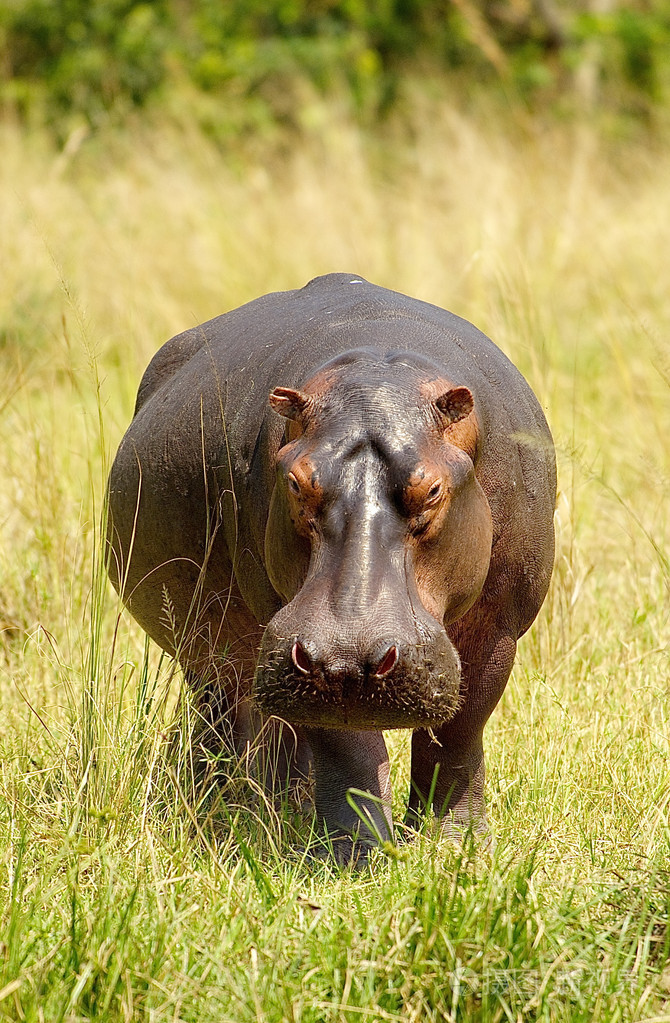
left=438, top=813, right=494, bottom=852
left=318, top=836, right=375, bottom=869
left=401, top=808, right=494, bottom=853
left=298, top=830, right=387, bottom=869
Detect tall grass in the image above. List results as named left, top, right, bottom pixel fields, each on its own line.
left=0, top=98, right=669, bottom=1020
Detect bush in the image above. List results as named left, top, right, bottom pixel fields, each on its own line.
left=1, top=1, right=669, bottom=134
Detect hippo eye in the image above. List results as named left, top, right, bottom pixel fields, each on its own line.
left=425, top=480, right=442, bottom=504
left=287, top=472, right=301, bottom=495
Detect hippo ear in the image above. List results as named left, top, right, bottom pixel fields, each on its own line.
left=433, top=386, right=474, bottom=426
left=269, top=386, right=314, bottom=422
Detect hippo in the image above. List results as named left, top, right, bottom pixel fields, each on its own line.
left=107, top=273, right=556, bottom=862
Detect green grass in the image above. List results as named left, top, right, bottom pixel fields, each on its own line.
left=0, top=100, right=669, bottom=1021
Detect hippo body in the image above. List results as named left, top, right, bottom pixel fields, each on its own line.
left=107, top=273, right=556, bottom=859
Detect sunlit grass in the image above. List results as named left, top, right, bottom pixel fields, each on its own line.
left=0, top=99, right=668, bottom=1020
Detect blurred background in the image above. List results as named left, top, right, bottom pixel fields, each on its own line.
left=2, top=0, right=669, bottom=400
left=3, top=0, right=670, bottom=137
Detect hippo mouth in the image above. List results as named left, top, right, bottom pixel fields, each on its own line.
left=253, top=632, right=462, bottom=731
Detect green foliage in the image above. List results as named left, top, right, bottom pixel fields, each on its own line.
left=2, top=0, right=670, bottom=134
left=0, top=0, right=172, bottom=124
left=574, top=2, right=670, bottom=101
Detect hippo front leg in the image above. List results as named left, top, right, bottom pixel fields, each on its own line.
left=407, top=629, right=517, bottom=840
left=303, top=727, right=393, bottom=865
left=408, top=722, right=489, bottom=838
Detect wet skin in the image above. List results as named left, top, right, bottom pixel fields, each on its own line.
left=107, top=274, right=556, bottom=863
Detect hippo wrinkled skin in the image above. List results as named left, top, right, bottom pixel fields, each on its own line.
left=107, top=273, right=556, bottom=862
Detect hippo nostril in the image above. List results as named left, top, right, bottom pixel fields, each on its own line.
left=291, top=640, right=313, bottom=675
left=372, top=644, right=399, bottom=678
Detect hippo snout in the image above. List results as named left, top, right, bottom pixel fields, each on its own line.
left=253, top=610, right=462, bottom=731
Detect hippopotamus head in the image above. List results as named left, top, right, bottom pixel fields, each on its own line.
left=253, top=349, right=493, bottom=731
